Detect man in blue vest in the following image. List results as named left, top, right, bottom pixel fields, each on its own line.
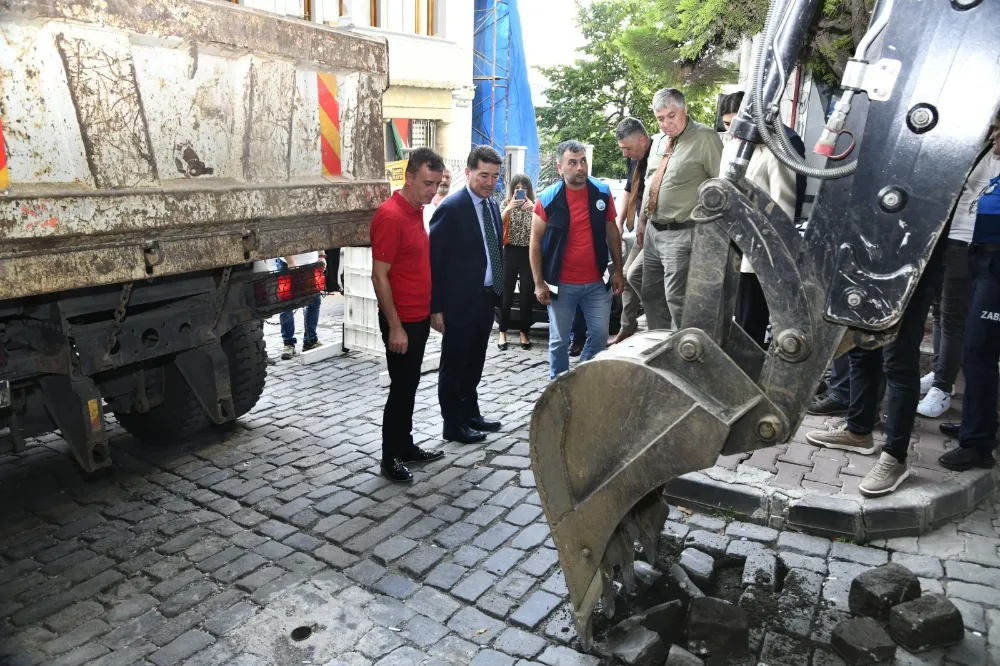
left=939, top=113, right=1000, bottom=472
left=529, top=140, right=625, bottom=379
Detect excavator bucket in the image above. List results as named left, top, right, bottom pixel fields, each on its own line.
left=530, top=328, right=788, bottom=648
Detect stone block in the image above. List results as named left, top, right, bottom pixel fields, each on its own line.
left=665, top=644, right=704, bottom=666
left=830, top=617, right=895, bottom=665
left=668, top=563, right=705, bottom=601
left=742, top=550, right=778, bottom=591
left=725, top=521, right=778, bottom=544
left=889, top=594, right=965, bottom=652
left=848, top=563, right=921, bottom=621
left=636, top=600, right=684, bottom=647
left=679, top=548, right=715, bottom=589
left=685, top=531, right=730, bottom=558
left=687, top=597, right=749, bottom=657
left=608, top=625, right=666, bottom=666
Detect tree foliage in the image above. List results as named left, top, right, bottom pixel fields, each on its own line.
left=535, top=0, right=720, bottom=180
left=617, top=0, right=875, bottom=86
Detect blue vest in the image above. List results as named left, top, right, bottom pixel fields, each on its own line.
left=972, top=174, right=1000, bottom=245
left=538, top=177, right=612, bottom=286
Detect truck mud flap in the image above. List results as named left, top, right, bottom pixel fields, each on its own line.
left=530, top=329, right=786, bottom=647
left=38, top=375, right=111, bottom=474
left=174, top=344, right=235, bottom=425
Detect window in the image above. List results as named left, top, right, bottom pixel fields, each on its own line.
left=409, top=119, right=436, bottom=149
left=370, top=0, right=438, bottom=35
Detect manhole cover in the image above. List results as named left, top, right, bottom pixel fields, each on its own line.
left=291, top=626, right=312, bottom=642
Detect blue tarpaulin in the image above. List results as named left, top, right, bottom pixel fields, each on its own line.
left=472, top=0, right=541, bottom=184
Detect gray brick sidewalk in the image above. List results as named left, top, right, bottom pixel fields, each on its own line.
left=1, top=296, right=999, bottom=666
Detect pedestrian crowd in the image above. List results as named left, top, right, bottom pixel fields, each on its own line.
left=336, top=86, right=1000, bottom=493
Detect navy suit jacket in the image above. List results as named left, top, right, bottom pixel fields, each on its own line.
left=429, top=188, right=502, bottom=326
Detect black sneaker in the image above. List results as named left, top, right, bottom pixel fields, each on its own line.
left=302, top=340, right=323, bottom=352
left=807, top=395, right=848, bottom=416
left=938, top=447, right=996, bottom=472
left=380, top=458, right=413, bottom=483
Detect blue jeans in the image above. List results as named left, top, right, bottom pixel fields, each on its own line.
left=548, top=281, right=612, bottom=379
left=281, top=294, right=322, bottom=346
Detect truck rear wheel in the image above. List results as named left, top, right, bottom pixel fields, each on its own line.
left=223, top=319, right=268, bottom=418
left=114, top=362, right=211, bottom=445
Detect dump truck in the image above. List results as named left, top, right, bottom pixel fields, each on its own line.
left=529, top=0, right=1000, bottom=647
left=0, top=0, right=390, bottom=473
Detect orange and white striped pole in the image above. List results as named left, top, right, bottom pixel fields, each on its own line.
left=0, top=116, right=10, bottom=191
left=317, top=73, right=341, bottom=177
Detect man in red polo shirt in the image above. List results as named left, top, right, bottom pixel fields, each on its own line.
left=371, top=148, right=447, bottom=483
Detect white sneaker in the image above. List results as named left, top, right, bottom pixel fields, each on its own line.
left=917, top=387, right=951, bottom=418
left=919, top=371, right=935, bottom=396
left=859, top=452, right=910, bottom=497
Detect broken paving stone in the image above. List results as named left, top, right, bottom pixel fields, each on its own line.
left=666, top=644, right=705, bottom=666
left=849, top=563, right=921, bottom=622
left=687, top=597, right=749, bottom=657
left=742, top=550, right=777, bottom=591
left=637, top=600, right=684, bottom=647
left=830, top=617, right=896, bottom=665
left=679, top=548, right=715, bottom=589
left=669, top=563, right=706, bottom=601
left=888, top=594, right=964, bottom=653
left=608, top=625, right=667, bottom=666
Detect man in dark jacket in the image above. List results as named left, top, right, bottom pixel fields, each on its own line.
left=429, top=146, right=505, bottom=444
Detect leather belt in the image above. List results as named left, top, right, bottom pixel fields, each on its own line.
left=650, top=219, right=694, bottom=231
left=970, top=243, right=1000, bottom=253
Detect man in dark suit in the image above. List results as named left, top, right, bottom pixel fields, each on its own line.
left=429, top=146, right=505, bottom=443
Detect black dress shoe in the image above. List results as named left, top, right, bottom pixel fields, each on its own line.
left=466, top=417, right=501, bottom=433
left=939, top=447, right=997, bottom=471
left=443, top=425, right=487, bottom=444
left=380, top=458, right=413, bottom=483
left=939, top=422, right=960, bottom=437
left=569, top=342, right=584, bottom=357
left=399, top=447, right=445, bottom=464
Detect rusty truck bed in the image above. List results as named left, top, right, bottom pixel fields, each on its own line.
left=0, top=0, right=390, bottom=300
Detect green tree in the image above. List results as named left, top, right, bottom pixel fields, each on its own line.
left=618, top=0, right=875, bottom=86
left=535, top=0, right=720, bottom=181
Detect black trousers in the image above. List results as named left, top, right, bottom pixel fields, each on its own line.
left=959, top=249, right=1000, bottom=452
left=439, top=289, right=496, bottom=429
left=735, top=272, right=769, bottom=349
left=846, top=252, right=941, bottom=462
left=379, top=312, right=430, bottom=462
left=499, top=245, right=535, bottom=334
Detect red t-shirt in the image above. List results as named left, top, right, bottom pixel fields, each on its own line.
left=370, top=191, right=431, bottom=322
left=534, top=186, right=616, bottom=284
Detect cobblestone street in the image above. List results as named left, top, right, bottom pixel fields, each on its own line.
left=2, top=297, right=1000, bottom=666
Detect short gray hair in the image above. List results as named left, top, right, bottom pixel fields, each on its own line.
left=556, top=140, right=587, bottom=162
left=615, top=117, right=648, bottom=141
left=652, top=88, right=686, bottom=112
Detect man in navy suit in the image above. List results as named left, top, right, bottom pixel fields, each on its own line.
left=429, top=146, right=505, bottom=444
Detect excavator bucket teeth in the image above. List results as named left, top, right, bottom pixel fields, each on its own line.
left=529, top=331, right=741, bottom=648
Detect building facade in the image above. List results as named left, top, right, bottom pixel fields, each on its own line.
left=235, top=0, right=475, bottom=165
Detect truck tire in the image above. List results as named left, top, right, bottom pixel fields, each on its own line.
left=114, top=362, right=211, bottom=445
left=223, top=319, right=268, bottom=418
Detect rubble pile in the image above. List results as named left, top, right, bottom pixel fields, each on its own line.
left=584, top=516, right=967, bottom=666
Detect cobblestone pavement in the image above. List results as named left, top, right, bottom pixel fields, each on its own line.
left=1, top=297, right=1000, bottom=666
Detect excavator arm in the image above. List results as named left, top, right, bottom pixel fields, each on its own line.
left=530, top=0, right=1000, bottom=648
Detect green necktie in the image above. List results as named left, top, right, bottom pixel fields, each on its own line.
left=482, top=200, right=503, bottom=296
